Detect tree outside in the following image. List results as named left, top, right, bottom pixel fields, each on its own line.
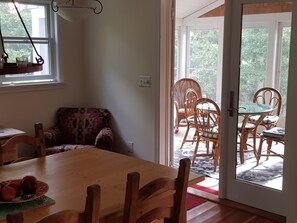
left=189, top=29, right=219, bottom=100
left=0, top=2, right=32, bottom=63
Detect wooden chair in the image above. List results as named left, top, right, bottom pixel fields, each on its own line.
left=238, top=87, right=282, bottom=164
left=0, top=123, right=46, bottom=165
left=123, top=158, right=190, bottom=223
left=256, top=127, right=285, bottom=165
left=249, top=87, right=282, bottom=130
left=6, top=184, right=101, bottom=223
left=192, top=98, right=220, bottom=172
left=179, top=88, right=200, bottom=149
left=174, top=78, right=202, bottom=133
left=237, top=113, right=266, bottom=164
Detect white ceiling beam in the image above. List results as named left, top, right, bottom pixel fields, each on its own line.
left=182, top=0, right=225, bottom=25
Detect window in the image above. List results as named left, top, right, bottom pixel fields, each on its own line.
left=279, top=25, right=291, bottom=116
left=189, top=28, right=219, bottom=100
left=239, top=27, right=268, bottom=102
left=174, top=28, right=180, bottom=81
left=0, top=1, right=58, bottom=86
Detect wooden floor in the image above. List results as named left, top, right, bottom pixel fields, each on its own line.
left=187, top=180, right=286, bottom=223
left=187, top=200, right=285, bottom=223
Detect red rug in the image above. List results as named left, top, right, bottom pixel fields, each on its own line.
left=191, top=184, right=219, bottom=195
left=186, top=185, right=218, bottom=210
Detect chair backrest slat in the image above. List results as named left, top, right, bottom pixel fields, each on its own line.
left=253, top=87, right=282, bottom=116
left=0, top=123, right=46, bottom=165
left=174, top=78, right=202, bottom=109
left=123, top=158, right=190, bottom=223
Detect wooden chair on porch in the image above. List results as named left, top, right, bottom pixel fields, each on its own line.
left=249, top=87, right=282, bottom=130
left=256, top=127, right=285, bottom=165
left=192, top=98, right=221, bottom=172
left=174, top=78, right=202, bottom=133
left=180, top=88, right=200, bottom=149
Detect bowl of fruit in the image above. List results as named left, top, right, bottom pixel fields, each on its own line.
left=0, top=176, right=48, bottom=203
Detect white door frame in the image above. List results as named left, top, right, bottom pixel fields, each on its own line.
left=158, top=0, right=175, bottom=166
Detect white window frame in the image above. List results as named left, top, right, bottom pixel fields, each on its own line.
left=0, top=0, right=60, bottom=87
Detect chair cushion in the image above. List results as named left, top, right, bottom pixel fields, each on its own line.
left=249, top=115, right=279, bottom=124
left=46, top=145, right=97, bottom=155
left=262, top=127, right=285, bottom=138
left=238, top=122, right=255, bottom=130
left=201, top=126, right=219, bottom=139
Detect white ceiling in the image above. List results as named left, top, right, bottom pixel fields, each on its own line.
left=176, top=0, right=224, bottom=20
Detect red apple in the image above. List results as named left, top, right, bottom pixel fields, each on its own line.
left=0, top=185, right=17, bottom=201
left=21, top=176, right=37, bottom=195
left=8, top=182, right=21, bottom=196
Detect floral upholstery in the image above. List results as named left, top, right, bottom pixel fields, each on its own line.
left=44, top=107, right=113, bottom=155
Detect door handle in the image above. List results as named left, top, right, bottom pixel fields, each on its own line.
left=228, top=91, right=235, bottom=117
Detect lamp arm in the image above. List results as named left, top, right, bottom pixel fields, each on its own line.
left=93, top=0, right=103, bottom=14
left=51, top=0, right=103, bottom=14
left=11, top=0, right=44, bottom=65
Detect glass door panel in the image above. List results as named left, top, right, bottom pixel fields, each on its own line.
left=235, top=3, right=291, bottom=191
left=188, top=29, right=219, bottom=100
left=221, top=0, right=297, bottom=216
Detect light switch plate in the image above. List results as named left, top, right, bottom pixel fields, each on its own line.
left=139, top=75, right=152, bottom=87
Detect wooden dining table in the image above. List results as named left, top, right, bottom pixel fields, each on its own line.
left=0, top=147, right=204, bottom=223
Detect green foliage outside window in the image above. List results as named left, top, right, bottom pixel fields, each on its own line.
left=189, top=29, right=219, bottom=100
left=174, top=29, right=179, bottom=81
left=239, top=27, right=268, bottom=102
left=0, top=2, right=32, bottom=62
left=280, top=27, right=291, bottom=115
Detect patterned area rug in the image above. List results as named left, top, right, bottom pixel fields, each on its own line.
left=174, top=128, right=284, bottom=189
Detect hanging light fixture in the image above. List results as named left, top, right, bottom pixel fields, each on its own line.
left=51, top=0, right=103, bottom=22
left=0, top=0, right=44, bottom=75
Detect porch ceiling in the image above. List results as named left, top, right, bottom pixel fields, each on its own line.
left=176, top=0, right=224, bottom=22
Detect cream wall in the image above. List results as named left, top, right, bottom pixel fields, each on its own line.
left=0, top=18, right=86, bottom=135
left=0, top=0, right=161, bottom=162
left=83, top=0, right=160, bottom=161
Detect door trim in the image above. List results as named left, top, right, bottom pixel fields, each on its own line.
left=158, top=0, right=175, bottom=166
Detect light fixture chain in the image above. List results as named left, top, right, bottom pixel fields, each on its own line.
left=0, top=21, right=9, bottom=62
left=11, top=0, right=44, bottom=65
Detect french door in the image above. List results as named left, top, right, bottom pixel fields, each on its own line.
left=220, top=0, right=297, bottom=220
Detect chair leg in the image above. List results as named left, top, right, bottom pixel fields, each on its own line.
left=191, top=138, right=200, bottom=167
left=180, top=123, right=190, bottom=150
left=175, top=117, right=179, bottom=133
left=252, top=131, right=257, bottom=158
left=213, top=143, right=220, bottom=172
left=256, top=137, right=264, bottom=166
left=206, top=141, right=210, bottom=154
left=239, top=131, right=248, bottom=164
left=266, top=139, right=273, bottom=161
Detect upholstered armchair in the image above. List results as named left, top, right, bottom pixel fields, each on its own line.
left=44, top=107, right=113, bottom=155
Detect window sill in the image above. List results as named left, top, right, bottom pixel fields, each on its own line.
left=0, top=82, right=66, bottom=94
